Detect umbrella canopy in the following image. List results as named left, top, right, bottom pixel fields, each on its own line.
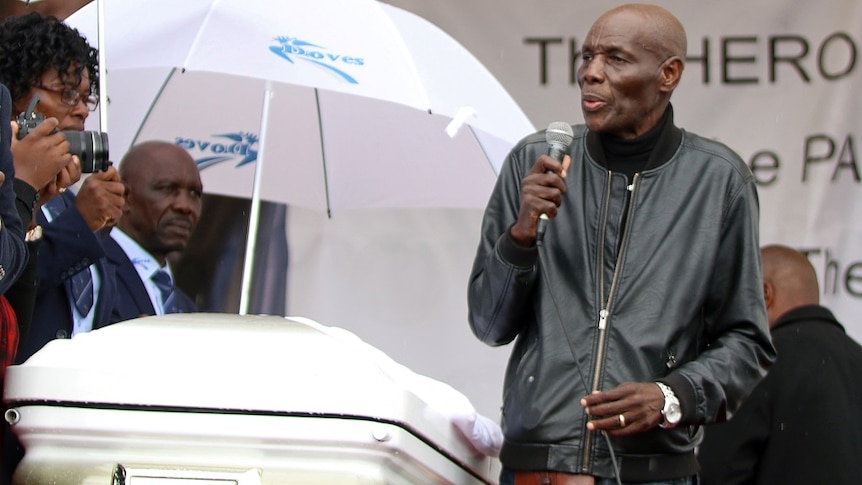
left=66, top=0, right=534, bottom=213
left=65, top=0, right=534, bottom=314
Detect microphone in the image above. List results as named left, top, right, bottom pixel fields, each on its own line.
left=536, top=121, right=575, bottom=245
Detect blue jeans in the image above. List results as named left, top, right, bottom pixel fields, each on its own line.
left=499, top=469, right=697, bottom=485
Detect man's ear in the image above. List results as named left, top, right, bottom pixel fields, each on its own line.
left=121, top=183, right=132, bottom=211
left=659, top=57, right=683, bottom=93
left=763, top=281, right=774, bottom=309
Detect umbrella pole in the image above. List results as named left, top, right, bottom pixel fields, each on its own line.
left=96, top=0, right=108, bottom=132
left=238, top=81, right=275, bottom=315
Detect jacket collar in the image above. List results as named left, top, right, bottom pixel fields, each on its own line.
left=771, top=304, right=845, bottom=334
left=585, top=104, right=683, bottom=172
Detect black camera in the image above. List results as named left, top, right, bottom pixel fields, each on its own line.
left=16, top=94, right=110, bottom=173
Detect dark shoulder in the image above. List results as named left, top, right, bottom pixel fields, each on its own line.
left=679, top=130, right=752, bottom=181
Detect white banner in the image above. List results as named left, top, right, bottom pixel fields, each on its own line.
left=387, top=0, right=862, bottom=342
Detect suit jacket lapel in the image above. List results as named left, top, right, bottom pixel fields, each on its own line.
left=103, top=236, right=155, bottom=318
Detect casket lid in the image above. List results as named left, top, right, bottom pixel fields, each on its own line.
left=5, top=314, right=473, bottom=438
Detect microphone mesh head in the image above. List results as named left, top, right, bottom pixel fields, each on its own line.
left=545, top=121, right=574, bottom=147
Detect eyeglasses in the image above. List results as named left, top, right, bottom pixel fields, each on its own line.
left=35, top=84, right=99, bottom=112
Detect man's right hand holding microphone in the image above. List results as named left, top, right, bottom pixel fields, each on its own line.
left=510, top=122, right=574, bottom=247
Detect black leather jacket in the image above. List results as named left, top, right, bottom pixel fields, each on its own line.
left=468, top=110, right=776, bottom=481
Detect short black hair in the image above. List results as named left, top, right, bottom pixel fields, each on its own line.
left=0, top=12, right=99, bottom=105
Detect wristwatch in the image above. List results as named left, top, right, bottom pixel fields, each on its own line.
left=656, top=382, right=681, bottom=429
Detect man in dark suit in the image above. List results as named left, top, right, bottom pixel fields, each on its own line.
left=0, top=84, right=28, bottom=327
left=106, top=140, right=202, bottom=322
left=0, top=88, right=31, bottom=292
left=0, top=84, right=27, bottom=406
left=0, top=83, right=29, bottom=468
left=698, top=245, right=862, bottom=485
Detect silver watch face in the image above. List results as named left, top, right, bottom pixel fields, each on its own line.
left=665, top=401, right=682, bottom=423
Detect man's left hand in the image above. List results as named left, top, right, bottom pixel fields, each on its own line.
left=580, top=382, right=665, bottom=436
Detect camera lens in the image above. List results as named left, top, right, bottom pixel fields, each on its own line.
left=63, top=130, right=110, bottom=173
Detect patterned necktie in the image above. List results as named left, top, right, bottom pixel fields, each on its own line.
left=44, top=197, right=96, bottom=318
left=70, top=270, right=94, bottom=316
left=152, top=269, right=178, bottom=314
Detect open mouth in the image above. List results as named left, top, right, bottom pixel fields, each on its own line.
left=581, top=94, right=606, bottom=112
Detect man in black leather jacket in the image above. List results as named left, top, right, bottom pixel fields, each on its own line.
left=467, top=4, right=776, bottom=484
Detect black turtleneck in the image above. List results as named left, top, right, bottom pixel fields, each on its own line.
left=595, top=107, right=672, bottom=249
left=600, top=107, right=670, bottom=181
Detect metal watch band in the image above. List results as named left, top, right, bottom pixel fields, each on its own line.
left=656, top=381, right=681, bottom=429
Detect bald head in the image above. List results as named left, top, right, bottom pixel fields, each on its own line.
left=596, top=4, right=687, bottom=62
left=761, top=245, right=820, bottom=327
left=118, top=140, right=203, bottom=265
left=119, top=141, right=192, bottom=180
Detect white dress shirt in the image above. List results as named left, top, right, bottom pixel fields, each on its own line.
left=110, top=228, right=176, bottom=315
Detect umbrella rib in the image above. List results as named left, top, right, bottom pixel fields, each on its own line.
left=181, top=0, right=220, bottom=68
left=314, top=88, right=333, bottom=219
left=128, top=67, right=178, bottom=148
left=465, top=124, right=498, bottom=176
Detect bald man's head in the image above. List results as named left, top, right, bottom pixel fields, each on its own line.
left=597, top=4, right=687, bottom=62
left=578, top=4, right=687, bottom=139
left=761, top=245, right=820, bottom=327
left=118, top=141, right=203, bottom=265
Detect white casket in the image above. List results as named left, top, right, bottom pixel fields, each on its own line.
left=3, top=313, right=498, bottom=484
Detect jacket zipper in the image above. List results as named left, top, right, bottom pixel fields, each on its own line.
left=581, top=173, right=640, bottom=473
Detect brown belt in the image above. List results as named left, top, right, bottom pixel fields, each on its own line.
left=514, top=471, right=595, bottom=485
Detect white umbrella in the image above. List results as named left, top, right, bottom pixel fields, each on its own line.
left=65, top=0, right=534, bottom=313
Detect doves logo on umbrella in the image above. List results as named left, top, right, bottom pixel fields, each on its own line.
left=269, top=36, right=364, bottom=84
left=175, top=132, right=259, bottom=170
